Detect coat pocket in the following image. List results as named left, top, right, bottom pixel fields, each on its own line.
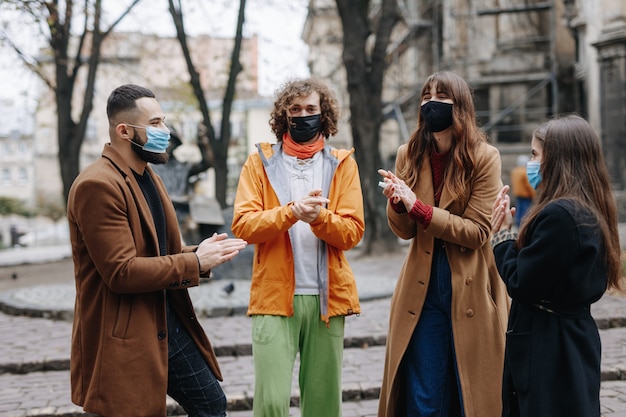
left=112, top=294, right=133, bottom=339
left=505, top=331, right=531, bottom=394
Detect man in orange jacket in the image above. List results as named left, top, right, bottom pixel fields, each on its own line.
left=231, top=78, right=365, bottom=417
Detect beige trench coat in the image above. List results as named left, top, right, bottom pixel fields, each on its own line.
left=378, top=142, right=509, bottom=417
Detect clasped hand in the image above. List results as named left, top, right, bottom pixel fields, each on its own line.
left=491, top=185, right=515, bottom=233
left=377, top=169, right=417, bottom=211
left=291, top=188, right=330, bottom=224
left=195, top=233, right=247, bottom=273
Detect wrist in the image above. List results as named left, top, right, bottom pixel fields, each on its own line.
left=195, top=252, right=206, bottom=274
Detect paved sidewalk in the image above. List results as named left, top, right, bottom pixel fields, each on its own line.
left=1, top=238, right=626, bottom=416
left=0, top=247, right=400, bottom=320
left=3, top=294, right=626, bottom=416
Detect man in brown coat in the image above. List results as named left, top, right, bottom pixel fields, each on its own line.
left=67, top=84, right=247, bottom=416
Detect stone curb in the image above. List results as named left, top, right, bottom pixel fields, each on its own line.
left=1, top=321, right=625, bottom=380
left=0, top=284, right=396, bottom=321
left=0, top=334, right=389, bottom=376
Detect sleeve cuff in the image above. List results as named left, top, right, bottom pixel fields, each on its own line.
left=408, top=199, right=433, bottom=227
left=491, top=229, right=518, bottom=249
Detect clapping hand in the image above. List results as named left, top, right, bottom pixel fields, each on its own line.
left=291, top=188, right=330, bottom=224
left=491, top=185, right=515, bottom=233
left=195, top=233, right=247, bottom=273
left=377, top=169, right=417, bottom=211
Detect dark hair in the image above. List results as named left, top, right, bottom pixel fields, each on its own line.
left=399, top=71, right=488, bottom=202
left=517, top=114, right=622, bottom=290
left=106, top=84, right=155, bottom=121
left=269, top=78, right=339, bottom=140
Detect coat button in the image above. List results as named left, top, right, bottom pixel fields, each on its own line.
left=158, top=331, right=166, bottom=340
left=465, top=277, right=473, bottom=285
left=466, top=309, right=474, bottom=317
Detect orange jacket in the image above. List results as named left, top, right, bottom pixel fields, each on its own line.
left=231, top=142, right=364, bottom=321
left=510, top=165, right=536, bottom=199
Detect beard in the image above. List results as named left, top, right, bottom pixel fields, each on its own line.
left=130, top=132, right=169, bottom=165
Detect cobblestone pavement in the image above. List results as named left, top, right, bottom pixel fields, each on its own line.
left=1, top=243, right=626, bottom=416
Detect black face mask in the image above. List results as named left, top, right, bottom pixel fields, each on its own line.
left=289, top=114, right=322, bottom=143
left=420, top=101, right=453, bottom=132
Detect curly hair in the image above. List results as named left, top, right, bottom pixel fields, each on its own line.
left=269, top=78, right=339, bottom=141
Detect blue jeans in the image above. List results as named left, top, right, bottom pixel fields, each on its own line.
left=403, top=242, right=464, bottom=417
left=167, top=304, right=227, bottom=417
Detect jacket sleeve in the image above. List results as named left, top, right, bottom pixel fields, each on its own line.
left=428, top=144, right=502, bottom=250
left=494, top=202, right=579, bottom=304
left=309, top=155, right=365, bottom=251
left=69, top=175, right=200, bottom=294
left=231, top=153, right=298, bottom=244
left=386, top=144, right=419, bottom=240
left=386, top=143, right=502, bottom=250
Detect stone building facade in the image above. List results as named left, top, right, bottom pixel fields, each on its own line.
left=32, top=32, right=272, bottom=207
left=303, top=0, right=626, bottom=218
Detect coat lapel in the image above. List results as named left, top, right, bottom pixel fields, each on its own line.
left=102, top=144, right=160, bottom=256
left=416, top=158, right=435, bottom=206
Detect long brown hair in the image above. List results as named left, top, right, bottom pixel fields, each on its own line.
left=398, top=71, right=488, bottom=201
left=517, top=114, right=622, bottom=290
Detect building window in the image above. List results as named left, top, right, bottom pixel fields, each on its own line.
left=17, top=141, right=28, bottom=154
left=2, top=168, right=11, bottom=185
left=17, top=168, right=28, bottom=185
left=2, top=142, right=11, bottom=156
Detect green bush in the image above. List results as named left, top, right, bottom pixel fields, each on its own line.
left=36, top=194, right=66, bottom=222
left=0, top=196, right=35, bottom=217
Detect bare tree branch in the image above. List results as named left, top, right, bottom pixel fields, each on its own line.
left=219, top=0, right=246, bottom=153
left=0, top=30, right=55, bottom=90
left=168, top=0, right=247, bottom=209
left=103, top=0, right=142, bottom=37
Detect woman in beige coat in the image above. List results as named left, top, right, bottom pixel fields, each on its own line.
left=378, top=71, right=509, bottom=417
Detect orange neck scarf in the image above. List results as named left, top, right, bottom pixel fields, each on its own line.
left=282, top=133, right=325, bottom=159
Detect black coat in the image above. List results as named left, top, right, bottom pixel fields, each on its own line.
left=493, top=199, right=608, bottom=417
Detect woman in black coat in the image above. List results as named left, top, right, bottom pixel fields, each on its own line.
left=490, top=114, right=623, bottom=417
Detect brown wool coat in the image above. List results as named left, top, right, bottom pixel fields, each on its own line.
left=377, top=142, right=510, bottom=417
left=67, top=144, right=221, bottom=417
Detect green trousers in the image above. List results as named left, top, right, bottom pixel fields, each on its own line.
left=251, top=295, right=345, bottom=417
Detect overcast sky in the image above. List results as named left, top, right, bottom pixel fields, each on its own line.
left=0, top=0, right=310, bottom=108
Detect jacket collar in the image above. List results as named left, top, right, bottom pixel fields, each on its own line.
left=101, top=143, right=147, bottom=178
left=101, top=143, right=162, bottom=254
left=256, top=141, right=354, bottom=165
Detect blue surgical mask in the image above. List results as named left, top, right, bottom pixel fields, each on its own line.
left=127, top=124, right=171, bottom=153
left=526, top=160, right=542, bottom=189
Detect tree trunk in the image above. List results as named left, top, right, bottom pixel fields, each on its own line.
left=169, top=0, right=246, bottom=209
left=42, top=0, right=139, bottom=203
left=336, top=0, right=400, bottom=254
left=215, top=0, right=245, bottom=208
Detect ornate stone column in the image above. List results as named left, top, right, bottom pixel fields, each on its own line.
left=592, top=0, right=626, bottom=219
